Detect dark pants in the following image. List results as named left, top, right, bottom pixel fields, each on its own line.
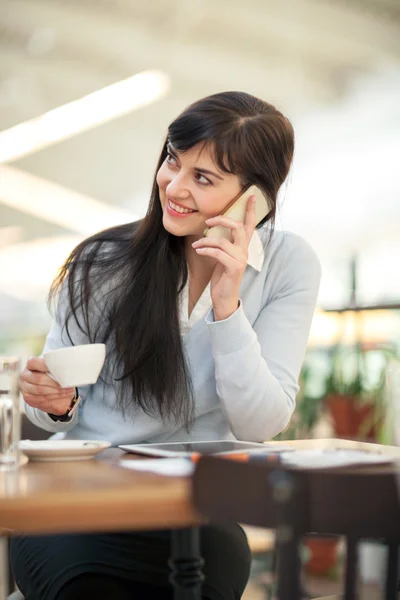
left=10, top=525, right=251, bottom=600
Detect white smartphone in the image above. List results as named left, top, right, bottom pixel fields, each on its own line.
left=204, top=184, right=271, bottom=240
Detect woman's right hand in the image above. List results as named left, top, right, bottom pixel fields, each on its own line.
left=20, top=357, right=76, bottom=416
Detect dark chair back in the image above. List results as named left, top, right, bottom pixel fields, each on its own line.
left=192, top=456, right=310, bottom=600
left=193, top=457, right=400, bottom=600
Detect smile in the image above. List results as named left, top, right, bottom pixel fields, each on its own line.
left=167, top=199, right=198, bottom=215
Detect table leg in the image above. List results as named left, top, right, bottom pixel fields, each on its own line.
left=270, top=469, right=302, bottom=600
left=344, top=536, right=358, bottom=600
left=276, top=535, right=302, bottom=600
left=169, top=527, right=204, bottom=600
left=266, top=544, right=278, bottom=600
left=384, top=541, right=398, bottom=600
left=0, top=535, right=9, bottom=600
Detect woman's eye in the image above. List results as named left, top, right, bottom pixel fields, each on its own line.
left=166, top=153, right=177, bottom=166
left=195, top=173, right=212, bottom=185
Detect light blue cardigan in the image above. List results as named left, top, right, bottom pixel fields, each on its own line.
left=24, top=228, right=321, bottom=445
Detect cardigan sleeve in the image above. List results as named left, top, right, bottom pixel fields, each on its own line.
left=205, top=234, right=321, bottom=442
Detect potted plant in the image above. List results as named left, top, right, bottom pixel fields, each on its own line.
left=325, top=341, right=396, bottom=442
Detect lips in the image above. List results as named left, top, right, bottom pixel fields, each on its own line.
left=167, top=199, right=198, bottom=215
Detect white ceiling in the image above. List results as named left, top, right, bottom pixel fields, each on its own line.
left=0, top=0, right=400, bottom=319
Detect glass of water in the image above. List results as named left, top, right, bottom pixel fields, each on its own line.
left=0, top=356, right=21, bottom=470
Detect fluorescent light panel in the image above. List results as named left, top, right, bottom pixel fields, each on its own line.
left=0, top=236, right=82, bottom=301
left=0, top=69, right=170, bottom=163
left=0, top=165, right=134, bottom=235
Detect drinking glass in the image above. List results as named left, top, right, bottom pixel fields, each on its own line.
left=0, top=356, right=21, bottom=470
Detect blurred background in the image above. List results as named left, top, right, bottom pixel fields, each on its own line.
left=1, top=0, right=400, bottom=441
left=1, top=0, right=400, bottom=594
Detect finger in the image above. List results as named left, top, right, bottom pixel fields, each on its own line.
left=205, top=215, right=246, bottom=232
left=23, top=388, right=75, bottom=404
left=38, top=394, right=75, bottom=405
left=23, top=395, right=73, bottom=414
left=21, top=381, right=74, bottom=397
left=26, top=357, right=49, bottom=373
left=31, top=399, right=72, bottom=415
left=195, top=247, right=240, bottom=270
left=243, top=195, right=257, bottom=238
left=231, top=222, right=247, bottom=248
left=205, top=216, right=247, bottom=248
left=21, top=369, right=62, bottom=390
left=192, top=237, right=244, bottom=261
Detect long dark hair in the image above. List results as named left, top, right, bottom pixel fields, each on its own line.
left=49, top=91, right=294, bottom=429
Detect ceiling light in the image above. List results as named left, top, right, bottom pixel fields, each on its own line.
left=0, top=69, right=170, bottom=163
left=0, top=166, right=135, bottom=235
left=0, top=226, right=23, bottom=248
left=0, top=236, right=82, bottom=302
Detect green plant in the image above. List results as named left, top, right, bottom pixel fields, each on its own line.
left=274, top=341, right=398, bottom=442
left=325, top=341, right=398, bottom=441
left=275, top=352, right=329, bottom=440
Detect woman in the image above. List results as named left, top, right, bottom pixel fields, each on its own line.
left=13, top=92, right=321, bottom=600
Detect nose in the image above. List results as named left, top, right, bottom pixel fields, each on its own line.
left=165, top=172, right=190, bottom=200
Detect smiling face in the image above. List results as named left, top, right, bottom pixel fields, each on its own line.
left=156, top=142, right=243, bottom=239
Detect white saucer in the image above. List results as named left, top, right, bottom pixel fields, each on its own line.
left=19, top=440, right=112, bottom=462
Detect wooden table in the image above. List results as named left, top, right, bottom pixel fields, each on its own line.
left=0, top=449, right=202, bottom=600
left=3, top=439, right=399, bottom=599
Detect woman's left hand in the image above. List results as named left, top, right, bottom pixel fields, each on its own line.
left=192, top=195, right=256, bottom=321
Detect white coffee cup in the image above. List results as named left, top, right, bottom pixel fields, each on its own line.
left=43, top=344, right=106, bottom=388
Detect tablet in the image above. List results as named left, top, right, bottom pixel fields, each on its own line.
left=119, top=440, right=291, bottom=458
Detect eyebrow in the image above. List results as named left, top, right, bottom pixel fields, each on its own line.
left=167, top=143, right=224, bottom=181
